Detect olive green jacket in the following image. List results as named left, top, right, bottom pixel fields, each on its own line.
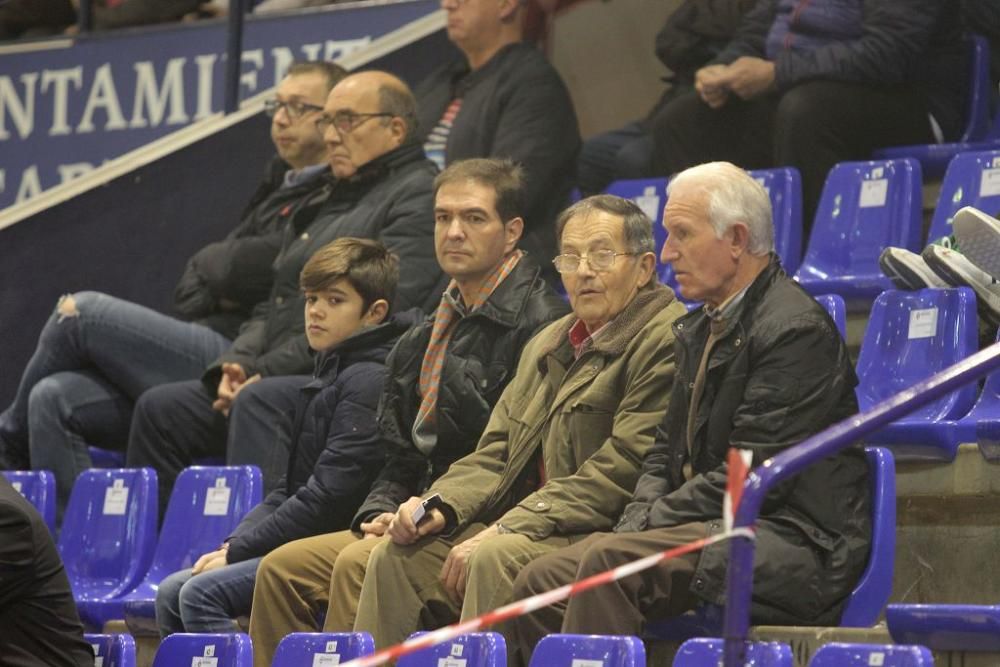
left=428, top=283, right=686, bottom=541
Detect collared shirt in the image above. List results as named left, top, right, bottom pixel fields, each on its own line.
left=282, top=163, right=327, bottom=189
left=703, top=282, right=752, bottom=323
left=568, top=318, right=612, bottom=359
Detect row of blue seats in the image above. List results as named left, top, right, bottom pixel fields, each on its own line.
left=86, top=630, right=938, bottom=667
left=4, top=465, right=262, bottom=632
left=4, top=446, right=897, bottom=648
left=613, top=146, right=1000, bottom=308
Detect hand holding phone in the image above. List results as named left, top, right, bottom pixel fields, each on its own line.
left=411, top=493, right=444, bottom=525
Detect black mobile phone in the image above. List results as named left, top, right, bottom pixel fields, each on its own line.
left=411, top=493, right=444, bottom=525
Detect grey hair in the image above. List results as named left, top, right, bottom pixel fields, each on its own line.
left=667, top=162, right=774, bottom=255
left=555, top=194, right=655, bottom=255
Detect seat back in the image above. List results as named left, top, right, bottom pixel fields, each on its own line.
left=528, top=634, right=645, bottom=667
left=151, top=633, right=252, bottom=667
left=87, top=446, right=126, bottom=469
left=672, top=638, right=793, bottom=666
left=604, top=177, right=669, bottom=258
left=813, top=293, right=847, bottom=339
left=808, top=642, right=934, bottom=666
left=856, top=287, right=978, bottom=421
left=57, top=468, right=157, bottom=599
left=795, top=159, right=922, bottom=299
left=85, top=633, right=137, bottom=667
left=750, top=166, right=803, bottom=274
left=839, top=447, right=896, bottom=626
left=3, top=469, right=56, bottom=533
left=273, top=632, right=374, bottom=665
left=927, top=149, right=1000, bottom=241
left=145, top=465, right=262, bottom=584
left=960, top=34, right=994, bottom=143
left=398, top=632, right=507, bottom=667
left=648, top=449, right=895, bottom=639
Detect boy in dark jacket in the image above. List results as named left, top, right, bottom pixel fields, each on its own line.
left=154, top=237, right=414, bottom=636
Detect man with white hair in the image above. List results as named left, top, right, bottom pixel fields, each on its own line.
left=511, top=162, right=870, bottom=657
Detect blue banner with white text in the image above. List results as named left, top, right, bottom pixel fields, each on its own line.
left=0, top=0, right=439, bottom=210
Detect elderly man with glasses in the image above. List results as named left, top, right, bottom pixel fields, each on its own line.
left=351, top=194, right=686, bottom=661
left=511, top=163, right=869, bottom=662
left=0, top=60, right=342, bottom=520
left=125, top=69, right=445, bottom=512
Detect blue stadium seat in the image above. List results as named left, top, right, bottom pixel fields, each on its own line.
left=88, top=446, right=126, bottom=469
left=123, top=465, right=262, bottom=635
left=86, top=446, right=224, bottom=469
left=887, top=603, right=1000, bottom=651
left=856, top=288, right=978, bottom=460
left=794, top=159, right=923, bottom=305
left=398, top=632, right=506, bottom=667
left=151, top=633, right=252, bottom=667
left=647, top=447, right=895, bottom=639
left=839, top=447, right=896, bottom=626
left=84, top=633, right=137, bottom=667
left=813, top=293, right=847, bottom=339
left=58, top=468, right=157, bottom=630
left=528, top=634, right=645, bottom=667
left=604, top=177, right=669, bottom=258
left=809, top=642, right=934, bottom=666
left=273, top=632, right=375, bottom=665
left=925, top=149, right=1000, bottom=242
left=875, top=34, right=996, bottom=179
left=672, top=638, right=792, bottom=666
left=3, top=469, right=56, bottom=533
left=751, top=167, right=803, bottom=275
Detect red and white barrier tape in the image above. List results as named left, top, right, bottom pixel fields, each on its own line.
left=340, top=525, right=755, bottom=667
left=341, top=448, right=756, bottom=666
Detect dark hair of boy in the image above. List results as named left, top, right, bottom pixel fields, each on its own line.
left=299, top=237, right=400, bottom=313
left=433, top=158, right=526, bottom=223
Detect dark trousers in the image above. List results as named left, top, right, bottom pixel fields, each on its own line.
left=125, top=376, right=306, bottom=516
left=511, top=523, right=708, bottom=665
left=650, top=81, right=937, bottom=233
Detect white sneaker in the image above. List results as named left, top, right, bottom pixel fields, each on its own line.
left=879, top=247, right=949, bottom=290
left=922, top=243, right=1000, bottom=327
left=952, top=206, right=1000, bottom=280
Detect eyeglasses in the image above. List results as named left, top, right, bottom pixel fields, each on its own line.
left=552, top=250, right=636, bottom=274
left=315, top=111, right=395, bottom=135
left=263, top=98, right=324, bottom=121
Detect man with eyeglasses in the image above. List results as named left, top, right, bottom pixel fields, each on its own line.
left=352, top=194, right=685, bottom=662
left=126, top=69, right=446, bottom=513
left=511, top=162, right=869, bottom=661
left=245, top=158, right=568, bottom=667
left=413, top=0, right=581, bottom=279
left=0, top=60, right=342, bottom=521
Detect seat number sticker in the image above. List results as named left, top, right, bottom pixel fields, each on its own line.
left=868, top=652, right=885, bottom=666
left=204, top=478, right=231, bottom=516
left=981, top=168, right=1000, bottom=197
left=102, top=479, right=128, bottom=515
left=571, top=661, right=605, bottom=667
left=859, top=179, right=888, bottom=208
left=312, top=654, right=340, bottom=666
left=908, top=307, right=938, bottom=339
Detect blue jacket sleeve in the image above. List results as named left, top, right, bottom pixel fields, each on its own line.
left=225, top=365, right=387, bottom=563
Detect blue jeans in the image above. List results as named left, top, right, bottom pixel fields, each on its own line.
left=576, top=121, right=655, bottom=196
left=0, top=291, right=232, bottom=517
left=155, top=557, right=262, bottom=636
